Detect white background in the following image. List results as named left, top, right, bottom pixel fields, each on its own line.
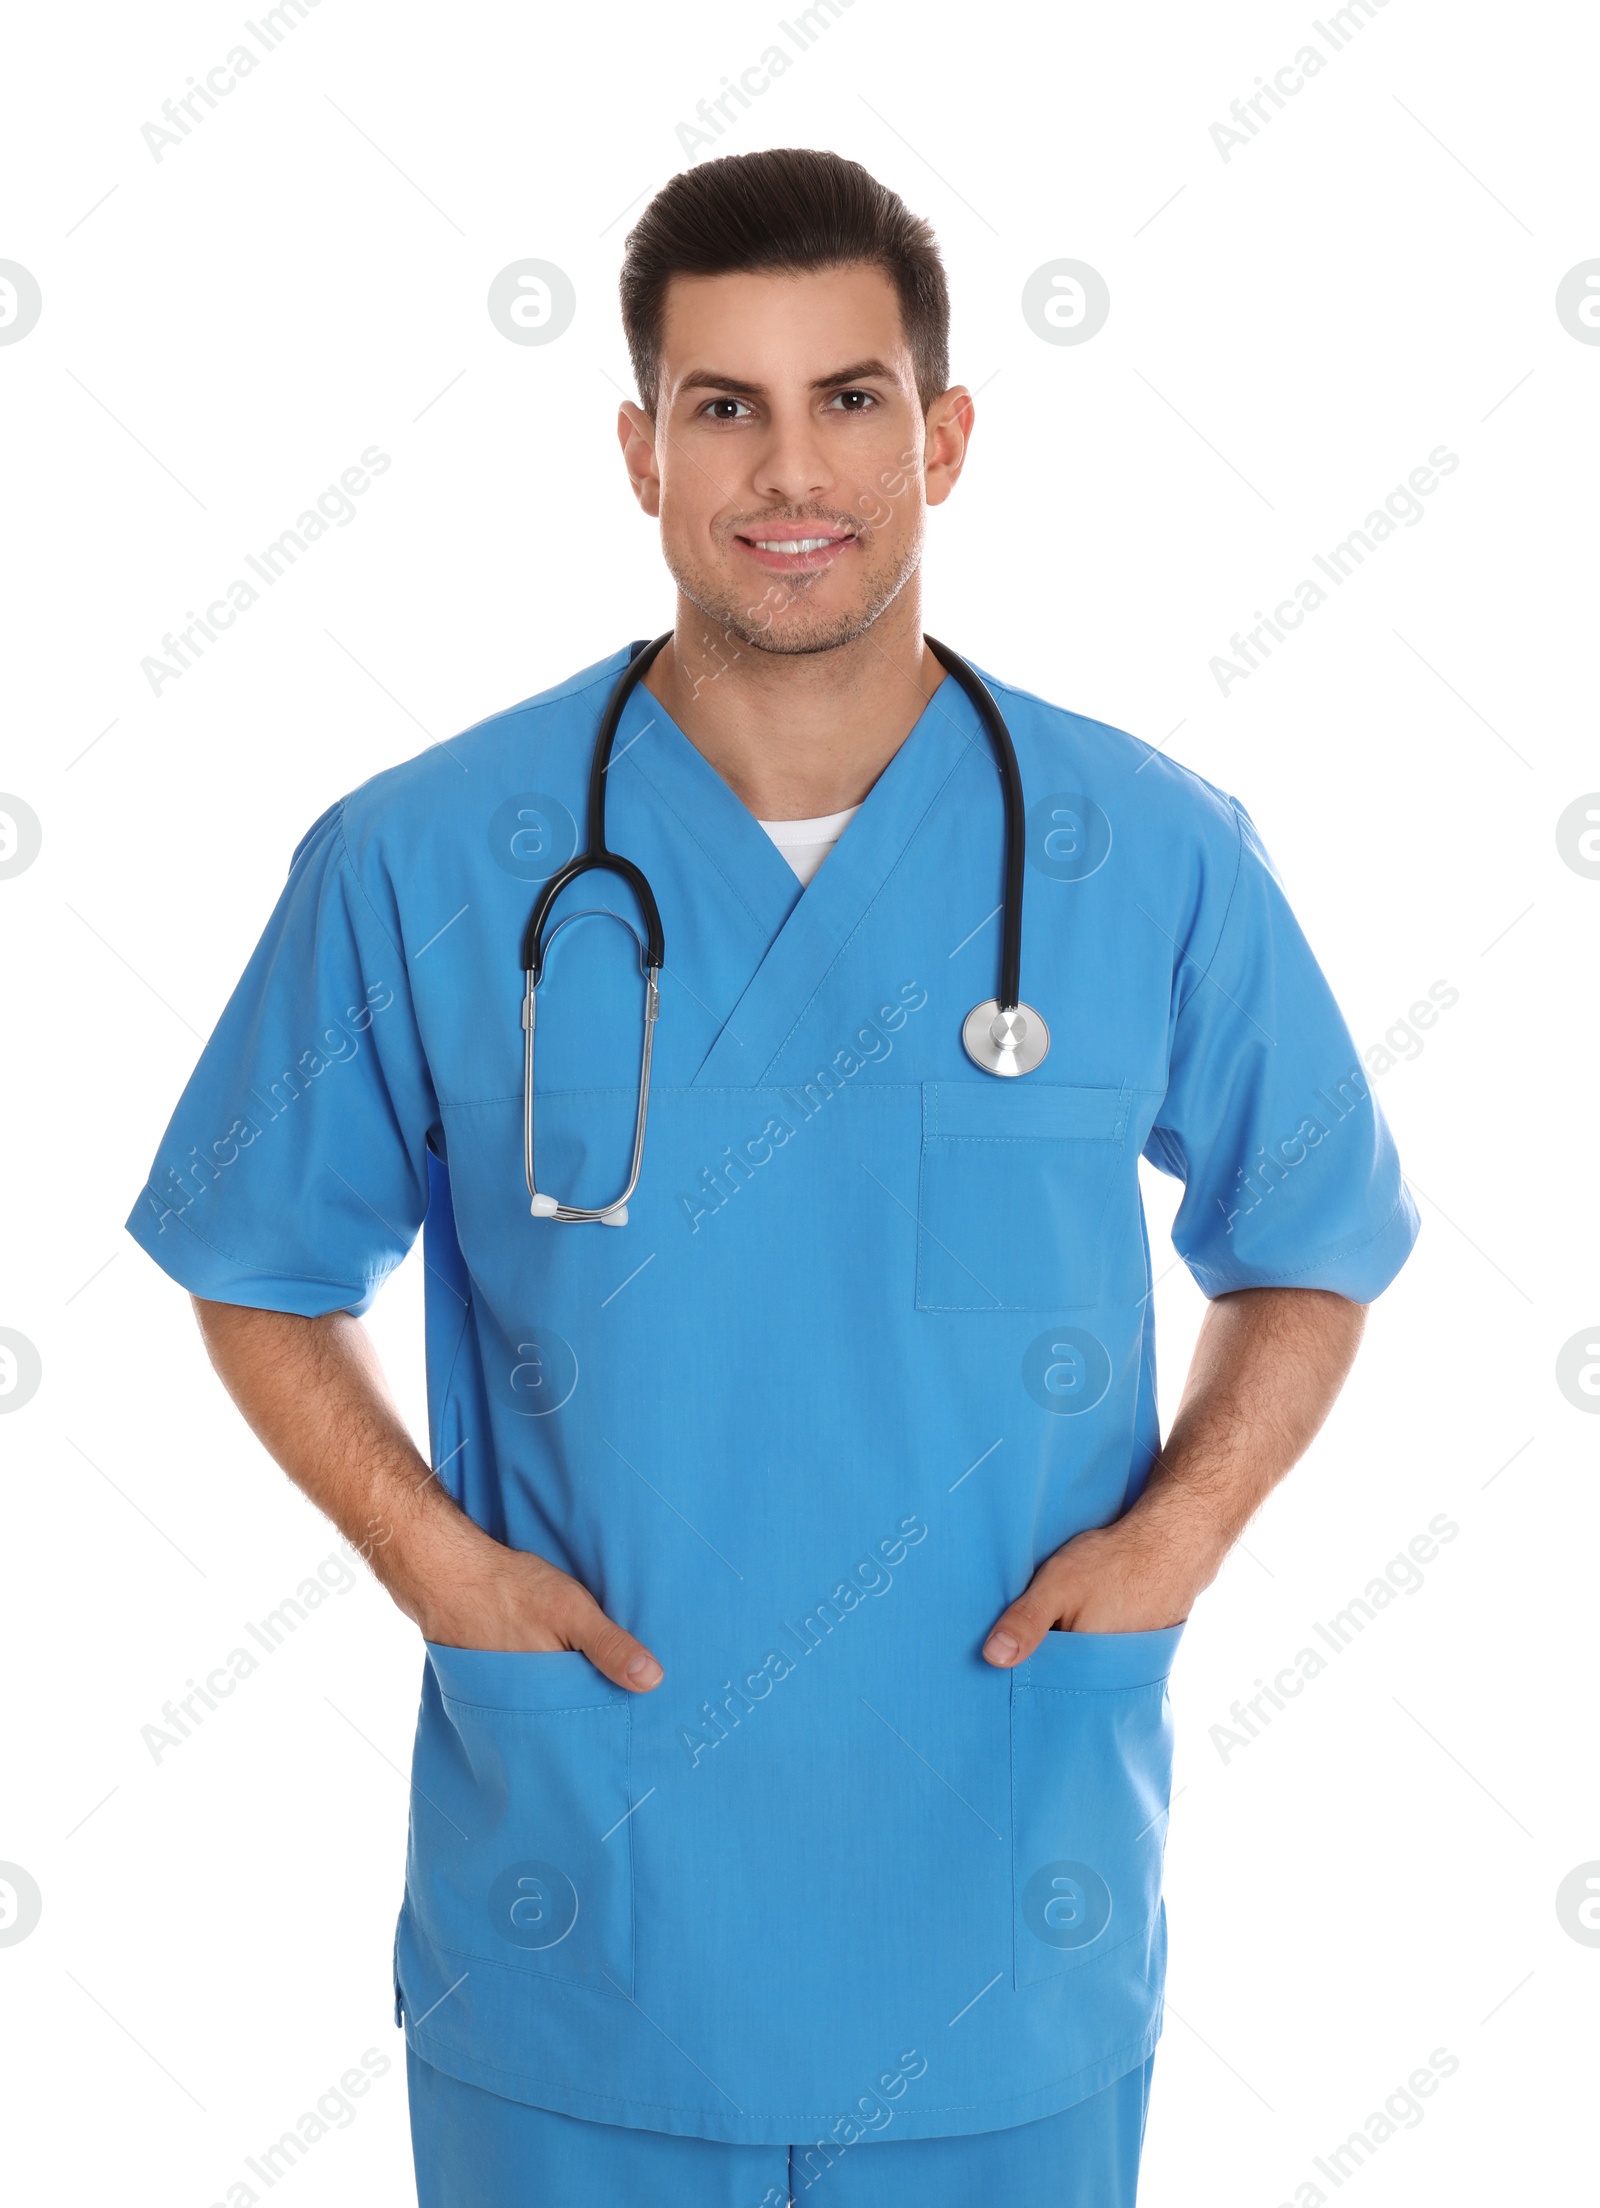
left=2, top=1, right=1596, bottom=2201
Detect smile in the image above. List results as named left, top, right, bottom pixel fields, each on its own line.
left=734, top=529, right=858, bottom=571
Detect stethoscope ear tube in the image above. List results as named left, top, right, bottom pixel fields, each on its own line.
left=522, top=634, right=671, bottom=1223
left=523, top=853, right=664, bottom=981
left=521, top=632, right=673, bottom=983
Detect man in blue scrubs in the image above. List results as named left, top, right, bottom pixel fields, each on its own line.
left=129, top=148, right=1417, bottom=2204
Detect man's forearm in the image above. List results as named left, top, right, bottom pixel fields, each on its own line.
left=190, top=1297, right=664, bottom=1681
left=1126, top=1284, right=1367, bottom=1588
left=191, top=1297, right=486, bottom=1631
left=985, top=1285, right=1367, bottom=1653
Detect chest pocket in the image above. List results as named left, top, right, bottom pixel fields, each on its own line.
left=915, top=1080, right=1132, bottom=1311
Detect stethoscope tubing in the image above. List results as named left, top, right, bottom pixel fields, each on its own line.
left=923, top=636, right=1026, bottom=1015
left=521, top=632, right=672, bottom=983
left=520, top=630, right=1035, bottom=1219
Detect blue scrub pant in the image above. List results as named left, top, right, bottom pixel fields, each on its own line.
left=407, top=2049, right=1154, bottom=2206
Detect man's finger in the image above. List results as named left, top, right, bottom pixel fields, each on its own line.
left=568, top=1602, right=664, bottom=1692
left=982, top=1565, right=1079, bottom=1666
left=982, top=1603, right=1050, bottom=1667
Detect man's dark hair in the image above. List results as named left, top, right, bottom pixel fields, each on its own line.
left=620, top=148, right=950, bottom=414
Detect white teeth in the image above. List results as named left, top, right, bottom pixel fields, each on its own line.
left=751, top=537, right=840, bottom=553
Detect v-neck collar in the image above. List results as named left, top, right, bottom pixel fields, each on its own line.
left=615, top=668, right=986, bottom=1085
left=619, top=687, right=801, bottom=941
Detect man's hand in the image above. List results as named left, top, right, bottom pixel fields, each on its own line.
left=982, top=1519, right=1198, bottom=1657
left=983, top=1285, right=1367, bottom=1665
left=191, top=1298, right=663, bottom=1691
left=416, top=1544, right=663, bottom=1687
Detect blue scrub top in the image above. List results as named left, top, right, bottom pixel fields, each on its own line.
left=128, top=646, right=1418, bottom=2144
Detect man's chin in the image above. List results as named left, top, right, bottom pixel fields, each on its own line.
left=679, top=577, right=907, bottom=659
left=734, top=611, right=877, bottom=657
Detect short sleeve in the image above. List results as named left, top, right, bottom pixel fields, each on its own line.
left=125, top=802, right=437, bottom=1317
left=1143, top=799, right=1419, bottom=1302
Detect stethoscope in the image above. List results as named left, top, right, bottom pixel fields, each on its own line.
left=522, top=633, right=1049, bottom=1225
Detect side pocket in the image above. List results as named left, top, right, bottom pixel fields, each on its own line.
left=1011, top=1626, right=1182, bottom=1990
left=408, top=1646, right=635, bottom=1996
left=915, top=1081, right=1133, bottom=1312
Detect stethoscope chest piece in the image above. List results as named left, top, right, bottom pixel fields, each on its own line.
left=962, top=998, right=1050, bottom=1077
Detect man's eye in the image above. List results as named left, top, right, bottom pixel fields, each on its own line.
left=829, top=390, right=877, bottom=411
left=704, top=397, right=750, bottom=421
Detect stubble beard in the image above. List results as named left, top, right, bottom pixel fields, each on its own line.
left=665, top=522, right=925, bottom=659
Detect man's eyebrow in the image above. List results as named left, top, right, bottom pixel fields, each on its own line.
left=674, top=358, right=902, bottom=400
left=809, top=358, right=898, bottom=390
left=677, top=369, right=765, bottom=398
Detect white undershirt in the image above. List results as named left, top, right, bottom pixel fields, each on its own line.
left=757, top=805, right=860, bottom=888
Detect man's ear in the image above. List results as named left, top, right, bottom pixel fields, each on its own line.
left=923, top=386, right=974, bottom=511
left=617, top=401, right=661, bottom=518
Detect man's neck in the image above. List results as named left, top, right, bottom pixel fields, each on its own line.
left=642, top=596, right=944, bottom=823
